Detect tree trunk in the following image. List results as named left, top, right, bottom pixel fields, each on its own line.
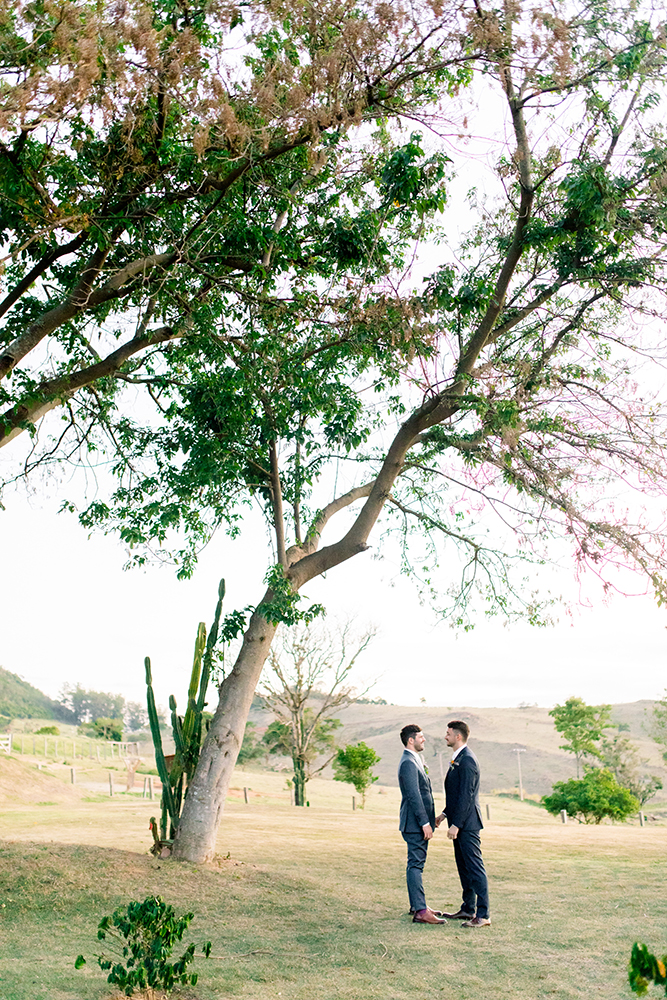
left=171, top=602, right=277, bottom=862
left=293, top=757, right=307, bottom=806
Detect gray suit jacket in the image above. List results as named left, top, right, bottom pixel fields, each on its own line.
left=398, top=749, right=436, bottom=833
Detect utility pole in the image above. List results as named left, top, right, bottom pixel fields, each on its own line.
left=512, top=748, right=526, bottom=801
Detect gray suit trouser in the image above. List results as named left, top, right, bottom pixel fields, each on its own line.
left=401, top=832, right=428, bottom=911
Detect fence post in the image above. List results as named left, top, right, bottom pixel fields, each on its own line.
left=352, top=796, right=356, bottom=811
left=639, top=811, right=645, bottom=827
left=560, top=809, right=567, bottom=824
left=108, top=772, right=114, bottom=797
left=485, top=803, right=491, bottom=821
left=148, top=776, right=153, bottom=800
left=243, top=787, right=249, bottom=804
left=71, top=768, right=76, bottom=785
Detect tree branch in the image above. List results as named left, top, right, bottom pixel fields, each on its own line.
left=0, top=325, right=182, bottom=448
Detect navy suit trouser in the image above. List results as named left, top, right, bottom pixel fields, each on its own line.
left=401, top=832, right=428, bottom=912
left=453, top=830, right=489, bottom=919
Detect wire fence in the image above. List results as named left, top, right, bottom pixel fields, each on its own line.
left=1, top=732, right=140, bottom=760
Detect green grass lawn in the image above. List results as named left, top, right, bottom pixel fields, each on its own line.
left=0, top=766, right=665, bottom=1000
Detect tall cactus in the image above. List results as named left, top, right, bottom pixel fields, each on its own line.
left=145, top=579, right=225, bottom=844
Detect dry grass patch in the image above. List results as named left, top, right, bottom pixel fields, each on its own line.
left=0, top=774, right=665, bottom=1000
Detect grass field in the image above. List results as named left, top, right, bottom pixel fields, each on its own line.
left=0, top=760, right=665, bottom=1000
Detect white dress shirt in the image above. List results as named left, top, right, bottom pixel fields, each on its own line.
left=406, top=747, right=427, bottom=773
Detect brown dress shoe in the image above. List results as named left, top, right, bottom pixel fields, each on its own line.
left=413, top=909, right=446, bottom=924
left=441, top=910, right=474, bottom=920
left=410, top=907, right=444, bottom=917
left=462, top=916, right=491, bottom=928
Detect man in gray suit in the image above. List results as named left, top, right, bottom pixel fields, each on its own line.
left=398, top=724, right=445, bottom=924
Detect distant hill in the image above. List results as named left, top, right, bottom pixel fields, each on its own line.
left=0, top=667, right=73, bottom=724
left=249, top=699, right=665, bottom=798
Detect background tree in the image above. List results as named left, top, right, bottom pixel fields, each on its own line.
left=236, top=723, right=266, bottom=767
left=259, top=622, right=373, bottom=805
left=263, top=714, right=342, bottom=805
left=125, top=701, right=149, bottom=732
left=59, top=684, right=125, bottom=726
left=648, top=692, right=667, bottom=765
left=542, top=769, right=639, bottom=825
left=599, top=734, right=662, bottom=807
left=333, top=742, right=381, bottom=808
left=81, top=717, right=124, bottom=742
left=549, top=698, right=613, bottom=778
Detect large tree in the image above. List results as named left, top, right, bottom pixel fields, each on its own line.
left=0, top=0, right=469, bottom=461
left=4, top=0, right=667, bottom=862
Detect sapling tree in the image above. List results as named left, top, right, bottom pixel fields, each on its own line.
left=75, top=895, right=212, bottom=996
left=333, top=742, right=381, bottom=807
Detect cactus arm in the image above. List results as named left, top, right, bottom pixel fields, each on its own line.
left=181, top=624, right=206, bottom=749
left=199, top=579, right=225, bottom=713
left=170, top=695, right=185, bottom=758
left=144, top=656, right=179, bottom=827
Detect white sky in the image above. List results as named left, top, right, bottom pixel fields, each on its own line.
left=1, top=482, right=665, bottom=711
left=2, top=58, right=666, bottom=714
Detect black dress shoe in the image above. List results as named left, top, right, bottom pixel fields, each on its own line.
left=441, top=909, right=475, bottom=920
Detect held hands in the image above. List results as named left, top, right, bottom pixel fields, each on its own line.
left=435, top=812, right=446, bottom=828
left=422, top=823, right=434, bottom=841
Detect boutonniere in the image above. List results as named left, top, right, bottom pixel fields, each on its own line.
left=423, top=764, right=429, bottom=775
left=449, top=759, right=459, bottom=767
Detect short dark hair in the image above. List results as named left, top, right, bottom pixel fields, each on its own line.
left=448, top=720, right=470, bottom=741
left=400, top=724, right=422, bottom=747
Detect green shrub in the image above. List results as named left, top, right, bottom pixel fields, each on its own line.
left=333, top=742, right=381, bottom=807
left=75, top=895, right=211, bottom=996
left=542, top=768, right=639, bottom=824
left=629, top=942, right=667, bottom=995
left=34, top=726, right=60, bottom=736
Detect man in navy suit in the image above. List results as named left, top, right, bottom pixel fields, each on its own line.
left=436, top=720, right=490, bottom=927
left=398, top=724, right=445, bottom=925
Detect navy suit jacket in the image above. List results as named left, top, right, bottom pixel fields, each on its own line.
left=398, top=749, right=436, bottom=833
left=444, top=745, right=483, bottom=831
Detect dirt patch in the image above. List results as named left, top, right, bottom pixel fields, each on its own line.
left=0, top=754, right=83, bottom=804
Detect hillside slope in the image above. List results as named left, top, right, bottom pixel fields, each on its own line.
left=0, top=666, right=71, bottom=723
left=250, top=700, right=664, bottom=797
left=0, top=754, right=84, bottom=804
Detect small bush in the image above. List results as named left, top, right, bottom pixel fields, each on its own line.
left=75, top=895, right=211, bottom=996
left=35, top=726, right=60, bottom=736
left=629, top=942, right=667, bottom=995
left=542, top=768, right=639, bottom=824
